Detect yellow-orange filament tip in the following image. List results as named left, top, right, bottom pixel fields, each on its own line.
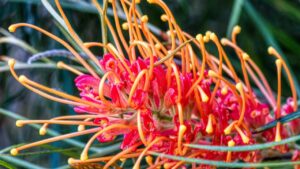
left=206, top=114, right=213, bottom=134
left=233, top=25, right=241, bottom=34
left=268, top=46, right=275, bottom=55
left=8, top=25, right=16, bottom=32
left=155, top=43, right=161, bottom=50
left=10, top=148, right=18, bottom=156
left=164, top=163, right=173, bottom=169
left=235, top=125, right=249, bottom=144
left=179, top=125, right=187, bottom=136
left=147, top=0, right=154, bottom=4
left=209, top=33, right=217, bottom=41
left=68, top=158, right=75, bottom=165
left=141, top=15, right=149, bottom=23
left=39, top=128, right=47, bottom=135
left=235, top=82, right=243, bottom=91
left=8, top=59, right=16, bottom=67
left=160, top=14, right=168, bottom=22
left=275, top=122, right=282, bottom=142
left=228, top=140, right=235, bottom=147
left=18, top=75, right=27, bottom=83
left=56, top=61, right=64, bottom=69
left=196, top=34, right=203, bottom=42
left=77, top=125, right=85, bottom=132
left=16, top=120, right=24, bottom=127
left=208, top=70, right=218, bottom=78
left=122, top=23, right=129, bottom=30
left=221, top=87, right=228, bottom=95
left=242, top=53, right=250, bottom=60
left=220, top=38, right=227, bottom=45
left=276, top=59, right=283, bottom=67
left=145, top=156, right=153, bottom=165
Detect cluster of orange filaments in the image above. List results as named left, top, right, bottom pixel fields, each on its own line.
left=7, top=0, right=299, bottom=168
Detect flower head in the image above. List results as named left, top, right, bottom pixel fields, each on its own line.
left=6, top=0, right=299, bottom=168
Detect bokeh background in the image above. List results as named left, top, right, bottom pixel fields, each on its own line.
left=0, top=0, right=300, bottom=168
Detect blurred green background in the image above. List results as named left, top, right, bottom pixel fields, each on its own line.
left=0, top=0, right=300, bottom=168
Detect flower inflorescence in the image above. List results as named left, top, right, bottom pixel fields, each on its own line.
left=6, top=0, right=300, bottom=168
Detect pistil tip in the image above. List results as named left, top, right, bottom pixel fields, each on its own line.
left=155, top=43, right=161, bottom=50
left=220, top=38, right=227, bottom=45
left=145, top=156, right=153, bottom=165
left=209, top=33, right=217, bottom=41
left=68, top=158, right=75, bottom=165
left=39, top=128, right=47, bottom=135
left=141, top=15, right=149, bottom=22
left=268, top=46, right=275, bottom=55
left=275, top=59, right=283, bottom=67
left=235, top=82, right=243, bottom=91
left=179, top=125, right=187, bottom=134
left=10, top=148, right=18, bottom=156
left=221, top=87, right=228, bottom=95
left=161, top=14, right=168, bottom=22
left=18, top=75, right=27, bottom=83
left=163, top=163, right=172, bottom=169
left=8, top=25, right=16, bottom=32
left=77, top=125, right=85, bottom=131
left=147, top=0, right=154, bottom=3
left=196, top=34, right=203, bottom=41
left=233, top=25, right=241, bottom=34
left=8, top=59, right=15, bottom=67
left=57, top=61, right=64, bottom=69
left=15, top=120, right=24, bottom=127
left=208, top=70, right=217, bottom=77
left=122, top=23, right=129, bottom=30
left=242, top=53, right=249, bottom=60
left=228, top=140, right=235, bottom=147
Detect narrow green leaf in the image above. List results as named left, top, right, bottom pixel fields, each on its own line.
left=0, top=62, right=87, bottom=73
left=0, top=37, right=38, bottom=54
left=0, top=156, right=43, bottom=169
left=0, top=159, right=16, bottom=169
left=226, top=0, right=244, bottom=37
left=151, top=151, right=300, bottom=168
left=187, top=132, right=300, bottom=152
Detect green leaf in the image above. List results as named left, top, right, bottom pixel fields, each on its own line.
left=151, top=151, right=300, bottom=168
left=254, top=110, right=300, bottom=134
left=0, top=37, right=38, bottom=54
left=187, top=131, right=300, bottom=152
left=0, top=160, right=16, bottom=169
left=226, top=0, right=244, bottom=37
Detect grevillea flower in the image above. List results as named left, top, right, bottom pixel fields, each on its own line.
left=6, top=0, right=300, bottom=168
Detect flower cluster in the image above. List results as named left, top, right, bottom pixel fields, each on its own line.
left=6, top=0, right=299, bottom=168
